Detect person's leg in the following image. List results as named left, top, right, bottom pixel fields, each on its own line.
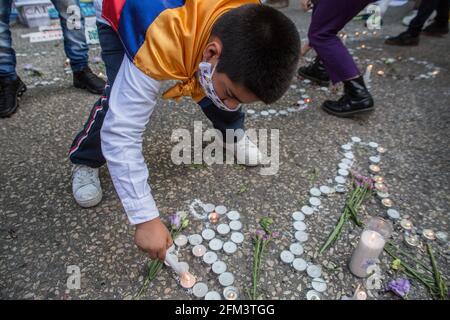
left=51, top=0, right=105, bottom=93
left=51, top=0, right=88, bottom=72
left=0, top=0, right=27, bottom=118
left=407, top=0, right=440, bottom=36
left=69, top=22, right=124, bottom=167
left=0, top=0, right=16, bottom=81
left=308, top=0, right=375, bottom=84
left=433, top=0, right=449, bottom=27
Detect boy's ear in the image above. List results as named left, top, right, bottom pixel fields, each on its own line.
left=202, top=37, right=223, bottom=62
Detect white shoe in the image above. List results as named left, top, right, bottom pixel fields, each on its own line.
left=72, top=164, right=103, bottom=208
left=222, top=132, right=262, bottom=166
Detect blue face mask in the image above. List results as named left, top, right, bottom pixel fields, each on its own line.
left=198, top=61, right=240, bottom=112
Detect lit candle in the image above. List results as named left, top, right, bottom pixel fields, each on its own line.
left=422, top=229, right=436, bottom=241
left=208, top=212, right=220, bottom=224
left=404, top=234, right=420, bottom=247
left=355, top=31, right=360, bottom=37
left=377, top=70, right=385, bottom=76
left=349, top=218, right=392, bottom=278
left=373, top=176, right=384, bottom=183
left=400, top=219, right=413, bottom=231
left=353, top=285, right=367, bottom=300
left=381, top=198, right=393, bottom=208
left=342, top=34, right=348, bottom=45
left=377, top=146, right=386, bottom=154
left=369, top=165, right=381, bottom=173
left=223, top=286, right=238, bottom=300
left=180, top=271, right=196, bottom=289
left=192, top=244, right=207, bottom=257
left=363, top=64, right=373, bottom=84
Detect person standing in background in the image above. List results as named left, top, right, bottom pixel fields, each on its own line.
left=0, top=0, right=105, bottom=118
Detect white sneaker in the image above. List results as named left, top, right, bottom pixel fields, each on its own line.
left=72, top=164, right=103, bottom=208
left=222, top=132, right=262, bottom=166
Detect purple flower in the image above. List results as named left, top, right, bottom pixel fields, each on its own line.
left=271, top=231, right=280, bottom=238
left=387, top=278, right=411, bottom=298
left=262, top=234, right=270, bottom=240
left=255, top=229, right=265, bottom=237
left=169, top=214, right=181, bottom=228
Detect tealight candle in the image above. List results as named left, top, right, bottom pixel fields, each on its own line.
left=192, top=282, right=208, bottom=298
left=377, top=191, right=389, bottom=199
left=306, top=290, right=321, bottom=300
left=217, top=223, right=231, bottom=235
left=188, top=234, right=203, bottom=246
left=335, top=185, right=346, bottom=193
left=223, top=241, right=237, bottom=254
left=209, top=238, right=224, bottom=251
left=373, top=176, right=384, bottom=183
left=309, top=197, right=321, bottom=207
left=280, top=250, right=295, bottom=264
left=319, top=185, right=332, bottom=195
left=293, top=258, right=307, bottom=271
left=292, top=211, right=305, bottom=221
left=174, top=234, right=188, bottom=247
left=230, top=232, right=244, bottom=244
left=218, top=272, right=235, bottom=286
left=301, top=206, right=314, bottom=215
left=226, top=211, right=240, bottom=221
left=354, top=286, right=367, bottom=300
left=369, top=156, right=381, bottom=164
left=422, top=229, right=436, bottom=241
left=349, top=218, right=392, bottom=278
left=377, top=146, right=386, bottom=154
left=306, top=265, right=322, bottom=278
left=215, top=205, right=227, bottom=215
left=369, top=165, right=381, bottom=173
left=201, top=228, right=216, bottom=241
left=368, top=141, right=379, bottom=148
left=375, top=182, right=386, bottom=191
left=344, top=152, right=354, bottom=160
left=192, top=244, right=207, bottom=257
left=341, top=144, right=352, bottom=151
left=179, top=271, right=196, bottom=288
left=404, top=234, right=420, bottom=247
left=223, top=286, right=238, bottom=300
left=382, top=198, right=393, bottom=207
left=205, top=291, right=221, bottom=300
left=212, top=261, right=227, bottom=274
left=229, top=220, right=242, bottom=231
left=310, top=187, right=322, bottom=197
left=338, top=169, right=349, bottom=177
left=351, top=136, right=361, bottom=143
left=377, top=70, right=385, bottom=76
left=295, top=231, right=309, bottom=242
left=289, top=242, right=304, bottom=256
left=311, top=278, right=327, bottom=293
left=202, top=251, right=218, bottom=265
left=203, top=203, right=216, bottom=213
left=387, top=209, right=400, bottom=220
left=335, top=176, right=346, bottom=184
left=400, top=219, right=413, bottom=230
left=294, top=221, right=307, bottom=231
left=208, top=212, right=220, bottom=224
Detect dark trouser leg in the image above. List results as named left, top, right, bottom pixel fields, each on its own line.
left=434, top=0, right=450, bottom=27
left=0, top=0, right=16, bottom=81
left=198, top=97, right=245, bottom=142
left=308, top=0, right=375, bottom=84
left=407, top=0, right=440, bottom=36
left=68, top=22, right=124, bottom=167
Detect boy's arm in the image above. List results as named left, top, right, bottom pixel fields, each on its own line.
left=101, top=57, right=172, bottom=260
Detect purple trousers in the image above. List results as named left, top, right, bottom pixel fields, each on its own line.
left=308, top=0, right=375, bottom=84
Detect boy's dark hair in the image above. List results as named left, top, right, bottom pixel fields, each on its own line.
left=212, top=4, right=300, bottom=104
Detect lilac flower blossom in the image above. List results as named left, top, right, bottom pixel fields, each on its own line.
left=169, top=214, right=181, bottom=229
left=387, top=278, right=411, bottom=298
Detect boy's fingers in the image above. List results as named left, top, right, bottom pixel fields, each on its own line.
left=157, top=247, right=166, bottom=261
left=167, top=235, right=174, bottom=247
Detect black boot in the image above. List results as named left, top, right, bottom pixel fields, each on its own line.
left=321, top=76, right=374, bottom=117
left=297, top=57, right=330, bottom=86
left=385, top=31, right=419, bottom=46
left=0, top=77, right=27, bottom=118
left=423, top=22, right=449, bottom=36
left=73, top=65, right=106, bottom=94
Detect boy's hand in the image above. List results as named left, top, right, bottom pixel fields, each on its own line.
left=134, top=218, right=173, bottom=261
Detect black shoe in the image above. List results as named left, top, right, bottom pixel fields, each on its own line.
left=321, top=76, right=374, bottom=117
left=73, top=65, right=106, bottom=94
left=297, top=57, right=330, bottom=86
left=423, top=22, right=449, bottom=36
left=385, top=31, right=419, bottom=46
left=0, top=77, right=27, bottom=118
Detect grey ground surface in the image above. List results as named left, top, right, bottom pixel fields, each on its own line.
left=1, top=3, right=449, bottom=300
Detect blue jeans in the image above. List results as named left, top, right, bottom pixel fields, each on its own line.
left=0, top=0, right=89, bottom=81
left=69, top=22, right=245, bottom=167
